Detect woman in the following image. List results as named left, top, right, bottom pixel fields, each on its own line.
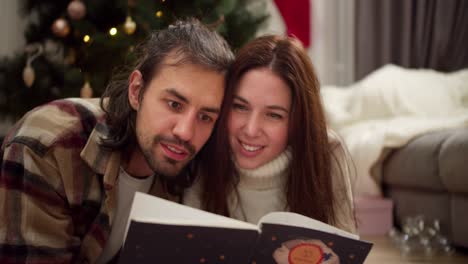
left=185, top=35, right=356, bottom=233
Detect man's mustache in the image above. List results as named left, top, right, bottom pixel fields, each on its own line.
left=154, top=135, right=196, bottom=156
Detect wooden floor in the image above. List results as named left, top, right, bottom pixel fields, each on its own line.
left=363, top=236, right=468, bottom=264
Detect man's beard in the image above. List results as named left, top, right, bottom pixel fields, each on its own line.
left=141, top=135, right=196, bottom=179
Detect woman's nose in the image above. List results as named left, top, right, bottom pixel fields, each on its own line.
left=243, top=113, right=262, bottom=138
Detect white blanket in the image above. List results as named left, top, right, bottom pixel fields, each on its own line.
left=321, top=64, right=468, bottom=196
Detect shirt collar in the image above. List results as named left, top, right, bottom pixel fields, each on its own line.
left=81, top=122, right=121, bottom=187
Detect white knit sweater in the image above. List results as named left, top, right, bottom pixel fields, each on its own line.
left=183, top=131, right=356, bottom=234
left=228, top=149, right=292, bottom=224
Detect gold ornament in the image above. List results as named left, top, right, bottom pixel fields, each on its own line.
left=67, top=0, right=86, bottom=20
left=23, top=65, right=35, bottom=88
left=124, top=16, right=137, bottom=35
left=80, top=81, right=93, bottom=98
left=22, top=44, right=44, bottom=87
left=51, top=18, right=71, bottom=38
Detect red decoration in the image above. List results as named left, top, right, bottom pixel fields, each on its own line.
left=274, top=0, right=311, bottom=48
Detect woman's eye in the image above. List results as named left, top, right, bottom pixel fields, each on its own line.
left=268, top=113, right=283, bottom=120
left=233, top=103, right=248, bottom=111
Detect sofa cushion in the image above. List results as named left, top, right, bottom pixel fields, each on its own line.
left=439, top=128, right=468, bottom=193
left=383, top=130, right=448, bottom=191
left=382, top=128, right=468, bottom=193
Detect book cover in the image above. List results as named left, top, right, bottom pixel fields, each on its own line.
left=118, top=192, right=372, bottom=263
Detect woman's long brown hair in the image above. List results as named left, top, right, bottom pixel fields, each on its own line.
left=197, top=35, right=339, bottom=225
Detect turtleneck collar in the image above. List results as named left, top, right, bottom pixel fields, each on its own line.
left=235, top=148, right=292, bottom=190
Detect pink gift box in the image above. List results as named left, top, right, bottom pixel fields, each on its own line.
left=354, top=196, right=393, bottom=236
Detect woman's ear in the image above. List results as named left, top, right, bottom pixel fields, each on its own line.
left=128, top=70, right=143, bottom=110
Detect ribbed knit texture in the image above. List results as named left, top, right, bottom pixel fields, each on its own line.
left=229, top=149, right=292, bottom=224
left=236, top=148, right=292, bottom=190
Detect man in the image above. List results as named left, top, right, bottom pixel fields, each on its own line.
left=0, top=18, right=234, bottom=263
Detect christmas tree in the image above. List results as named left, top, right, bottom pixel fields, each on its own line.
left=0, top=0, right=267, bottom=119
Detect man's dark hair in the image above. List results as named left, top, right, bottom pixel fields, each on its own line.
left=100, top=18, right=234, bottom=150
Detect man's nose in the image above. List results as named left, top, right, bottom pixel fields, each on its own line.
left=173, top=112, right=196, bottom=142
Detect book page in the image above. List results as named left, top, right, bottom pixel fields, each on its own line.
left=252, top=222, right=372, bottom=263
left=257, top=211, right=359, bottom=240
left=126, top=192, right=257, bottom=233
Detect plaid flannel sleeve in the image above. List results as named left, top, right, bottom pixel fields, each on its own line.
left=0, top=136, right=80, bottom=263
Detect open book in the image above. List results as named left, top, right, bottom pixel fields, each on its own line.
left=119, top=192, right=373, bottom=263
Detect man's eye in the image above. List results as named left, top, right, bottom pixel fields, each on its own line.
left=168, top=101, right=182, bottom=111
left=199, top=113, right=213, bottom=123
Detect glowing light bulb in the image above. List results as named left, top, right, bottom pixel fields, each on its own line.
left=155, top=11, right=163, bottom=18
left=83, top=35, right=91, bottom=43
left=109, top=27, right=117, bottom=36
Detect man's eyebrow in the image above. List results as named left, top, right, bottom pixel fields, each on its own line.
left=165, top=88, right=189, bottom=104
left=201, top=107, right=220, bottom=114
left=235, top=95, right=289, bottom=114
left=166, top=88, right=220, bottom=114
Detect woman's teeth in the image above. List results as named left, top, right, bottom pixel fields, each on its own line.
left=241, top=143, right=262, bottom=152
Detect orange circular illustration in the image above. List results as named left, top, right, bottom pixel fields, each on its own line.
left=288, top=243, right=323, bottom=264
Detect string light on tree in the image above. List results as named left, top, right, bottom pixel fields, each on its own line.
left=155, top=11, right=163, bottom=18
left=51, top=18, right=71, bottom=38
left=109, top=27, right=118, bottom=36
left=124, top=16, right=137, bottom=35
left=83, top=35, right=91, bottom=43
left=67, top=0, right=86, bottom=20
